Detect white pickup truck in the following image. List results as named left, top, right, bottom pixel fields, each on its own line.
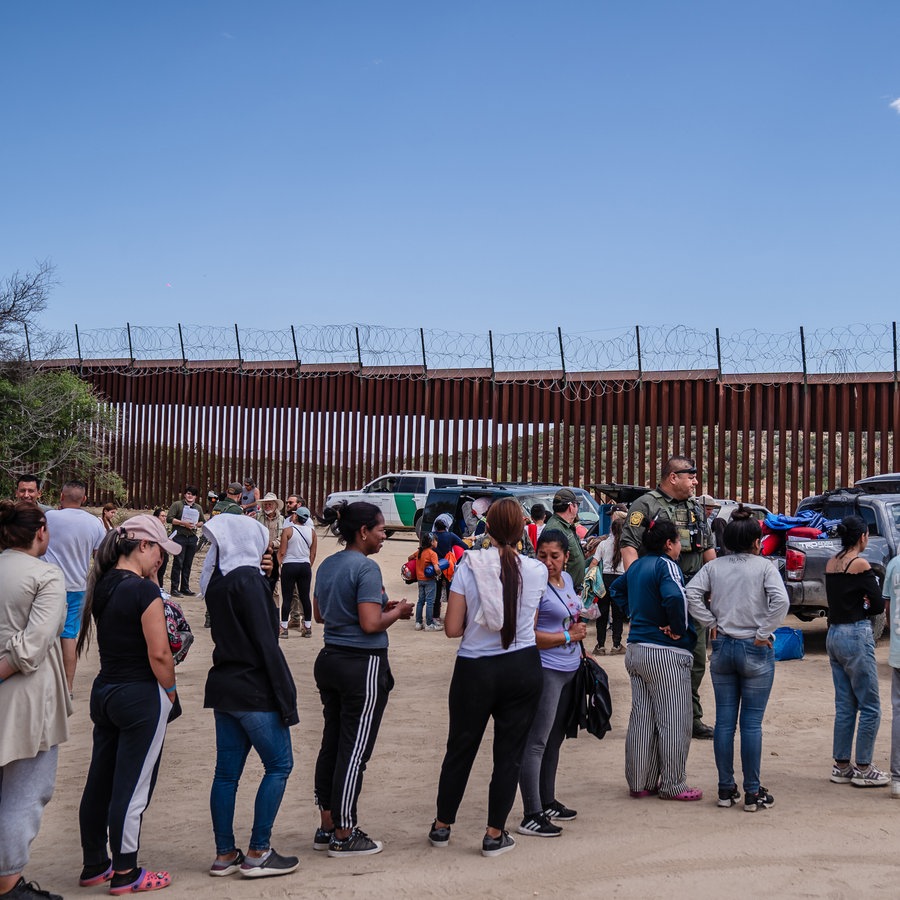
left=323, top=471, right=490, bottom=536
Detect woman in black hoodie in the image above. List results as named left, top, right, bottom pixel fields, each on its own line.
left=201, top=514, right=300, bottom=880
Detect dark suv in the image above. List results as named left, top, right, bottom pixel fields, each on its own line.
left=418, top=483, right=601, bottom=539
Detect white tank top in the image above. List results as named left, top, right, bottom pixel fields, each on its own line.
left=282, top=523, right=313, bottom=564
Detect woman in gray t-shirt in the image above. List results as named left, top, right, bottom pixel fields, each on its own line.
left=312, top=502, right=413, bottom=858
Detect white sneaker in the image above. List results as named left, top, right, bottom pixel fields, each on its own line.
left=425, top=622, right=443, bottom=631
left=851, top=765, right=890, bottom=787
left=414, top=622, right=424, bottom=631
left=891, top=781, right=900, bottom=799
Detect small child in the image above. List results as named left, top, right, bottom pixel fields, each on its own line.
left=415, top=532, right=441, bottom=631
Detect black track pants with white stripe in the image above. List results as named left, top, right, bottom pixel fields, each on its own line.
left=313, top=645, right=394, bottom=830
left=79, top=680, right=171, bottom=871
left=624, top=643, right=693, bottom=797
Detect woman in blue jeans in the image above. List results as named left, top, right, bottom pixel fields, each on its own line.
left=686, top=507, right=789, bottom=811
left=202, top=514, right=300, bottom=878
left=823, top=515, right=888, bottom=788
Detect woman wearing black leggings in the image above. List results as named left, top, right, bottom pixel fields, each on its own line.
left=76, top=515, right=183, bottom=896
left=278, top=509, right=317, bottom=638
left=429, top=498, right=548, bottom=858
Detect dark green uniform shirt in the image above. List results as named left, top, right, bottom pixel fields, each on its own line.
left=619, top=488, right=713, bottom=582
left=544, top=513, right=586, bottom=591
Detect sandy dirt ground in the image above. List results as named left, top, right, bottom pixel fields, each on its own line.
left=28, top=530, right=900, bottom=899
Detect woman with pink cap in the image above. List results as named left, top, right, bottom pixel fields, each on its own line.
left=76, top=514, right=183, bottom=895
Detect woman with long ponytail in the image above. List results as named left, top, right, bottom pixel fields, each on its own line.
left=429, top=498, right=547, bottom=858
left=76, top=515, right=183, bottom=895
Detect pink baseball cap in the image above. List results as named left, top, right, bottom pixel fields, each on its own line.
left=118, top=514, right=182, bottom=554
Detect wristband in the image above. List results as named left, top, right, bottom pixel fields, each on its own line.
left=563, top=630, right=571, bottom=645
left=164, top=684, right=177, bottom=695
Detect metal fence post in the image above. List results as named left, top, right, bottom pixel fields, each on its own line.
left=488, top=330, right=495, bottom=381
left=557, top=326, right=566, bottom=383
left=291, top=325, right=301, bottom=372
left=420, top=327, right=428, bottom=377
left=234, top=324, right=243, bottom=370
left=178, top=323, right=187, bottom=371
left=635, top=325, right=642, bottom=380
left=800, top=326, right=807, bottom=388
left=126, top=322, right=134, bottom=366
left=715, top=327, right=722, bottom=381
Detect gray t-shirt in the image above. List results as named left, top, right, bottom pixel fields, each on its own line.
left=315, top=549, right=388, bottom=649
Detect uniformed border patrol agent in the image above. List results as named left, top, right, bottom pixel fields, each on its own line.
left=620, top=456, right=716, bottom=740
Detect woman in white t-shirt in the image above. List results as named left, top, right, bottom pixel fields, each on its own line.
left=428, top=498, right=547, bottom=859
left=278, top=509, right=317, bottom=638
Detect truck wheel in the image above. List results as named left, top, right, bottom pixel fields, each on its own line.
left=870, top=612, right=886, bottom=642
left=414, top=512, right=423, bottom=539
left=384, top=530, right=395, bottom=539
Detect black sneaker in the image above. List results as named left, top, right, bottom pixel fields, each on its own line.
left=209, top=848, right=244, bottom=876
left=327, top=827, right=384, bottom=857
left=481, top=830, right=516, bottom=858
left=717, top=786, right=741, bottom=808
left=313, top=827, right=334, bottom=851
left=2, top=878, right=63, bottom=900
left=743, top=787, right=775, bottom=812
left=543, top=799, right=577, bottom=821
left=517, top=813, right=562, bottom=837
left=170, top=589, right=184, bottom=598
left=181, top=589, right=196, bottom=597
left=239, top=847, right=300, bottom=878
left=428, top=820, right=451, bottom=847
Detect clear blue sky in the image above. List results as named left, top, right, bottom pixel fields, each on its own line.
left=2, top=1, right=899, bottom=338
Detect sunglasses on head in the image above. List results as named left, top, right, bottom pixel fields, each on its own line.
left=673, top=467, right=697, bottom=475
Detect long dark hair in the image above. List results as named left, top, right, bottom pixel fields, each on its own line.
left=76, top=527, right=141, bottom=658
left=486, top=498, right=525, bottom=649
left=723, top=505, right=762, bottom=553
left=836, top=515, right=867, bottom=555
left=0, top=500, right=45, bottom=550
left=417, top=531, right=435, bottom=558
left=642, top=517, right=678, bottom=555
left=321, top=500, right=382, bottom=545
left=610, top=517, right=624, bottom=570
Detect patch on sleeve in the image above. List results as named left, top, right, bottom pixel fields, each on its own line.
left=629, top=511, right=644, bottom=527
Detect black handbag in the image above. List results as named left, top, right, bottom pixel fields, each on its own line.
left=565, top=644, right=613, bottom=741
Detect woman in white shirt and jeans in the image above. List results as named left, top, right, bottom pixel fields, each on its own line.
left=428, top=498, right=547, bottom=858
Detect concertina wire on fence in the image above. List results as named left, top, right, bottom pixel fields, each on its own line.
left=20, top=322, right=900, bottom=398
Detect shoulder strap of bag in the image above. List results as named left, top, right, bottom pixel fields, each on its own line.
left=547, top=582, right=585, bottom=648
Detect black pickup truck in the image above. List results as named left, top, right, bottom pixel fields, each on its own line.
left=780, top=474, right=900, bottom=640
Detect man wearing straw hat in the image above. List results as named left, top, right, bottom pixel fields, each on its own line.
left=257, top=493, right=285, bottom=609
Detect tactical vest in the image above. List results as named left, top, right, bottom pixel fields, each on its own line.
left=637, top=490, right=708, bottom=579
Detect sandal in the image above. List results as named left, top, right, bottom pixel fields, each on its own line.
left=79, top=861, right=113, bottom=886
left=108, top=868, right=171, bottom=895
left=660, top=787, right=703, bottom=802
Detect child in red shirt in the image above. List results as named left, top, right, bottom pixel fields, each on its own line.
left=415, top=533, right=441, bottom=631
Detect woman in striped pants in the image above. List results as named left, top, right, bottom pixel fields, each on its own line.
left=610, top=518, right=702, bottom=801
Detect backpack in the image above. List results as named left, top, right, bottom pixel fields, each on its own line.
left=163, top=597, right=194, bottom=665
left=400, top=552, right=418, bottom=585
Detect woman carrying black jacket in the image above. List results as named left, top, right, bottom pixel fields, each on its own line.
left=201, top=514, right=300, bottom=880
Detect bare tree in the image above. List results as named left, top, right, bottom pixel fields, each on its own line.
left=0, top=259, right=65, bottom=364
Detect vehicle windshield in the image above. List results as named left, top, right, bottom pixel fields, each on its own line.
left=888, top=504, right=900, bottom=538
left=514, top=490, right=600, bottom=525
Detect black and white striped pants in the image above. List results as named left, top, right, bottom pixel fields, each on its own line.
left=624, top=643, right=693, bottom=797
